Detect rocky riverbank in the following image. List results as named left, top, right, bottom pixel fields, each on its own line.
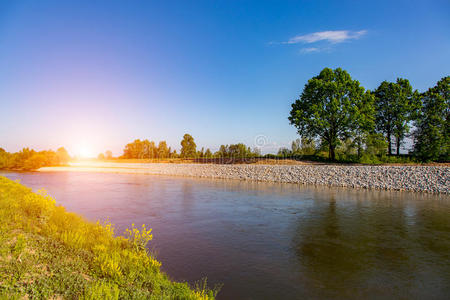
left=39, top=162, right=449, bottom=194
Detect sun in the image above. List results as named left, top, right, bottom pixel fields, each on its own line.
left=77, top=144, right=94, bottom=158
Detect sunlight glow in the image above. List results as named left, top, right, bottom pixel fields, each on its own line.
left=76, top=144, right=94, bottom=158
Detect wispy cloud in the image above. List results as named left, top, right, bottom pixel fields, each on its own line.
left=286, top=30, right=367, bottom=44
left=300, top=47, right=321, bottom=53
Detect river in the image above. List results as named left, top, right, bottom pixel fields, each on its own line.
left=2, top=171, right=449, bottom=299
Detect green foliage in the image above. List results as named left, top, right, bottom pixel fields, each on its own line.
left=124, top=224, right=153, bottom=252
left=214, top=143, right=258, bottom=158
left=122, top=139, right=174, bottom=159
left=180, top=134, right=197, bottom=158
left=288, top=67, right=447, bottom=162
left=0, top=176, right=218, bottom=299
left=374, top=78, right=419, bottom=155
left=414, top=76, right=449, bottom=161
left=277, top=147, right=291, bottom=156
left=204, top=148, right=213, bottom=158
left=82, top=280, right=120, bottom=300
left=157, top=141, right=169, bottom=159
left=0, top=147, right=70, bottom=171
left=289, top=68, right=374, bottom=160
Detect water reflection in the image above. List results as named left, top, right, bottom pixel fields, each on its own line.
left=1, top=171, right=449, bottom=299
left=293, top=191, right=450, bottom=299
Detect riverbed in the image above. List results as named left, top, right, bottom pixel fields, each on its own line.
left=2, top=171, right=450, bottom=299
left=39, top=162, right=450, bottom=193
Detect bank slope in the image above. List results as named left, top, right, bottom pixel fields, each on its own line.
left=0, top=176, right=216, bottom=299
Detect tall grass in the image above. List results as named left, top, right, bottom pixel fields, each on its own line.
left=0, top=176, right=218, bottom=299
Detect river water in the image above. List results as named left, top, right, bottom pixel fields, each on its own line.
left=2, top=171, right=449, bottom=299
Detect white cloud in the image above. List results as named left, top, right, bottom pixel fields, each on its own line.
left=287, top=30, right=367, bottom=44
left=300, top=47, right=321, bottom=53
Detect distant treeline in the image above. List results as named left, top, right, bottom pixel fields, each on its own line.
left=0, top=147, right=71, bottom=170
left=119, top=134, right=260, bottom=160
left=287, top=69, right=449, bottom=163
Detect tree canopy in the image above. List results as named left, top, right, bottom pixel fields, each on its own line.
left=122, top=139, right=175, bottom=159
left=413, top=76, right=449, bottom=161
left=180, top=134, right=197, bottom=158
left=289, top=68, right=374, bottom=160
left=0, top=147, right=70, bottom=170
left=374, top=78, right=418, bottom=155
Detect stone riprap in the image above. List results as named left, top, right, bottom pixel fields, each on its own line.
left=39, top=162, right=450, bottom=194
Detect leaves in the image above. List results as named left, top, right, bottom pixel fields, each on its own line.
left=414, top=76, right=450, bottom=160
left=289, top=68, right=373, bottom=160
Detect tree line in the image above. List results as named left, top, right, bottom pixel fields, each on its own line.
left=0, top=147, right=71, bottom=170
left=288, top=68, right=449, bottom=162
left=120, top=134, right=260, bottom=159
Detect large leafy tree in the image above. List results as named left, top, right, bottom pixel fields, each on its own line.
left=414, top=76, right=449, bottom=161
left=289, top=68, right=373, bottom=160
left=374, top=78, right=418, bottom=155
left=180, top=134, right=197, bottom=158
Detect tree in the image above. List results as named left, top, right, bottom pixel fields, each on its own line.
left=289, top=68, right=373, bottom=160
left=23, top=153, right=47, bottom=170
left=98, top=153, right=105, bottom=160
left=122, top=139, right=157, bottom=159
left=291, top=139, right=301, bottom=154
left=414, top=76, right=449, bottom=161
left=123, top=139, right=143, bottom=159
left=365, top=133, right=388, bottom=157
left=278, top=147, right=291, bottom=156
left=374, top=78, right=418, bottom=155
left=214, top=143, right=257, bottom=158
left=198, top=147, right=205, bottom=158
left=158, top=141, right=169, bottom=159
left=299, top=137, right=316, bottom=155
left=204, top=148, right=212, bottom=158
left=57, top=147, right=71, bottom=164
left=105, top=150, right=113, bottom=159
left=180, top=134, right=197, bottom=158
left=0, top=147, right=68, bottom=170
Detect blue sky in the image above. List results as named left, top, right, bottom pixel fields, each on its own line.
left=0, top=0, right=449, bottom=156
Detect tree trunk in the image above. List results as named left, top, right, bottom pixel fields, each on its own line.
left=396, top=137, right=400, bottom=156
left=387, top=132, right=392, bottom=156
left=329, top=144, right=336, bottom=161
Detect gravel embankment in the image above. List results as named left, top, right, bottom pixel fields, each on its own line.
left=40, top=162, right=450, bottom=194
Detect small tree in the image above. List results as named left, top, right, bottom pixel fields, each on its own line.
left=105, top=150, right=113, bottom=159
left=158, top=141, right=169, bottom=159
left=56, top=147, right=71, bottom=164
left=180, top=134, right=197, bottom=158
left=289, top=68, right=373, bottom=160
left=204, top=148, right=212, bottom=158
left=300, top=137, right=316, bottom=155
left=278, top=147, right=291, bottom=156
left=291, top=139, right=301, bottom=154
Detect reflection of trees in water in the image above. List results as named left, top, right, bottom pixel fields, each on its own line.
left=181, top=181, right=194, bottom=212
left=292, top=191, right=450, bottom=299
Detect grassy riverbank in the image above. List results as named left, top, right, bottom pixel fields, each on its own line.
left=0, top=176, right=217, bottom=299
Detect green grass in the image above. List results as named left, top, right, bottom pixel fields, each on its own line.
left=0, top=176, right=218, bottom=299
